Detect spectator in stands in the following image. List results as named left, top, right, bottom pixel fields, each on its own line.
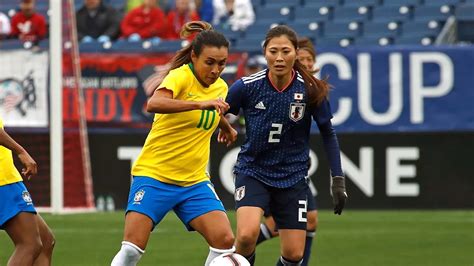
left=0, top=12, right=11, bottom=39
left=10, top=0, right=47, bottom=45
left=195, top=0, right=214, bottom=23
left=213, top=0, right=254, bottom=31
left=76, top=0, right=120, bottom=42
left=165, top=0, right=200, bottom=39
left=76, top=0, right=121, bottom=43
left=244, top=54, right=266, bottom=76
left=121, top=0, right=167, bottom=42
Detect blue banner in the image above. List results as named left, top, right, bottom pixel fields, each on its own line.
left=317, top=46, right=474, bottom=132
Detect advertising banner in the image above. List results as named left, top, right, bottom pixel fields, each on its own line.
left=67, top=46, right=474, bottom=132
left=88, top=133, right=474, bottom=210
left=0, top=50, right=49, bottom=127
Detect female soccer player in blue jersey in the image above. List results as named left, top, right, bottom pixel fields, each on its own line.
left=0, top=117, right=55, bottom=265
left=111, top=21, right=237, bottom=266
left=221, top=25, right=348, bottom=266
left=255, top=37, right=321, bottom=266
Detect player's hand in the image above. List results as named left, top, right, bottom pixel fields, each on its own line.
left=217, top=126, right=237, bottom=147
left=18, top=152, right=37, bottom=180
left=200, top=98, right=230, bottom=115
left=331, top=176, right=347, bottom=215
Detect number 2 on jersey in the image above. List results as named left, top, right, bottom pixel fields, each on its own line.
left=268, top=123, right=282, bottom=143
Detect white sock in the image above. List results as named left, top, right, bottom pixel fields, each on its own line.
left=111, top=241, right=145, bottom=266
left=204, top=246, right=236, bottom=266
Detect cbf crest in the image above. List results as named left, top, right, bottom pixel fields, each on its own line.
left=289, top=103, right=306, bottom=122
left=22, top=191, right=33, bottom=204
left=133, top=189, right=145, bottom=204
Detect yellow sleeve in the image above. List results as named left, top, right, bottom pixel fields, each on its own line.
left=0, top=118, right=3, bottom=128
left=158, top=69, right=185, bottom=99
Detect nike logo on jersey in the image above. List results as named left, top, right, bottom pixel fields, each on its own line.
left=255, top=101, right=266, bottom=110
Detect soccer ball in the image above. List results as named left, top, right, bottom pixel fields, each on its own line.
left=210, top=253, right=250, bottom=266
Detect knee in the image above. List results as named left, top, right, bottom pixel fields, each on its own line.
left=20, top=239, right=43, bottom=259
left=283, top=250, right=304, bottom=262
left=214, top=232, right=235, bottom=249
left=43, top=230, right=56, bottom=252
left=237, top=228, right=259, bottom=247
left=306, top=211, right=318, bottom=231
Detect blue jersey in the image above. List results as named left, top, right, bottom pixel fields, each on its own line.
left=227, top=69, right=335, bottom=188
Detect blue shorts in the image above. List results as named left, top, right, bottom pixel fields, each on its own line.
left=126, top=176, right=226, bottom=231
left=235, top=175, right=309, bottom=230
left=0, top=182, right=37, bottom=229
left=263, top=188, right=316, bottom=217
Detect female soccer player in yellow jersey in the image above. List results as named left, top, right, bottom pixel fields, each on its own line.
left=0, top=117, right=55, bottom=265
left=111, top=21, right=237, bottom=266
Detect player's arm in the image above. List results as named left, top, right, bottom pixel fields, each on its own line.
left=314, top=99, right=347, bottom=215
left=0, top=128, right=37, bottom=179
left=217, top=115, right=237, bottom=147
left=146, top=88, right=229, bottom=114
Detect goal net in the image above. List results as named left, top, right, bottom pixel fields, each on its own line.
left=0, top=0, right=95, bottom=213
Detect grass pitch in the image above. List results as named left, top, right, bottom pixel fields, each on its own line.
left=0, top=210, right=473, bottom=265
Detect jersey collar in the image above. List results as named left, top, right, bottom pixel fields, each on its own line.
left=267, top=68, right=296, bottom=93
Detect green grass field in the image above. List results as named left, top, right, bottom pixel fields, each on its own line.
left=1, top=210, right=473, bottom=265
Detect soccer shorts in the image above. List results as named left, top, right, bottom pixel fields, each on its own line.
left=0, top=181, right=37, bottom=229
left=126, top=176, right=226, bottom=231
left=263, top=187, right=317, bottom=217
left=234, top=174, right=308, bottom=230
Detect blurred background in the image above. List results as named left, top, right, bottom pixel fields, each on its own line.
left=0, top=0, right=473, bottom=265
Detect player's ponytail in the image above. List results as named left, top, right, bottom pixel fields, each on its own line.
left=294, top=60, right=330, bottom=106
left=263, top=25, right=330, bottom=106
left=165, top=21, right=229, bottom=76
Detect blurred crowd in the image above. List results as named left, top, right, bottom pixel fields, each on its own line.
left=0, top=0, right=256, bottom=46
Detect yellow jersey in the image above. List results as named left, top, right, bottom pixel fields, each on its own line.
left=132, top=64, right=228, bottom=186
left=0, top=118, right=23, bottom=186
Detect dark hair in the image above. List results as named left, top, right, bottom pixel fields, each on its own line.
left=263, top=25, right=329, bottom=106
left=166, top=21, right=230, bottom=76
left=298, top=37, right=316, bottom=59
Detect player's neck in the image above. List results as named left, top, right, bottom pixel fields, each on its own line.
left=268, top=69, right=295, bottom=92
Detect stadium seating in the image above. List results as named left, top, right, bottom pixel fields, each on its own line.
left=332, top=6, right=370, bottom=23
left=413, top=6, right=453, bottom=22
left=1, top=0, right=472, bottom=51
left=371, top=6, right=411, bottom=23
left=363, top=22, right=400, bottom=38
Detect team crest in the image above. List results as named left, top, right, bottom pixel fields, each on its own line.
left=235, top=186, right=246, bottom=201
left=289, top=102, right=306, bottom=122
left=133, top=189, right=145, bottom=204
left=22, top=191, right=32, bottom=204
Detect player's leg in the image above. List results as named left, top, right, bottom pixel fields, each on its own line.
left=278, top=229, right=306, bottom=265
left=111, top=212, right=152, bottom=266
left=189, top=211, right=235, bottom=265
left=33, top=214, right=55, bottom=266
left=234, top=175, right=270, bottom=265
left=5, top=212, right=43, bottom=266
left=111, top=176, right=174, bottom=266
left=271, top=179, right=309, bottom=265
left=301, top=192, right=318, bottom=266
left=256, top=212, right=279, bottom=245
left=235, top=206, right=263, bottom=265
left=174, top=181, right=234, bottom=266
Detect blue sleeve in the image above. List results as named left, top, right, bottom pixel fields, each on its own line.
left=312, top=98, right=333, bottom=125
left=226, top=79, right=246, bottom=115
left=316, top=119, right=344, bottom=177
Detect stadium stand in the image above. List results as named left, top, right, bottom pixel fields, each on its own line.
left=1, top=0, right=473, bottom=51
